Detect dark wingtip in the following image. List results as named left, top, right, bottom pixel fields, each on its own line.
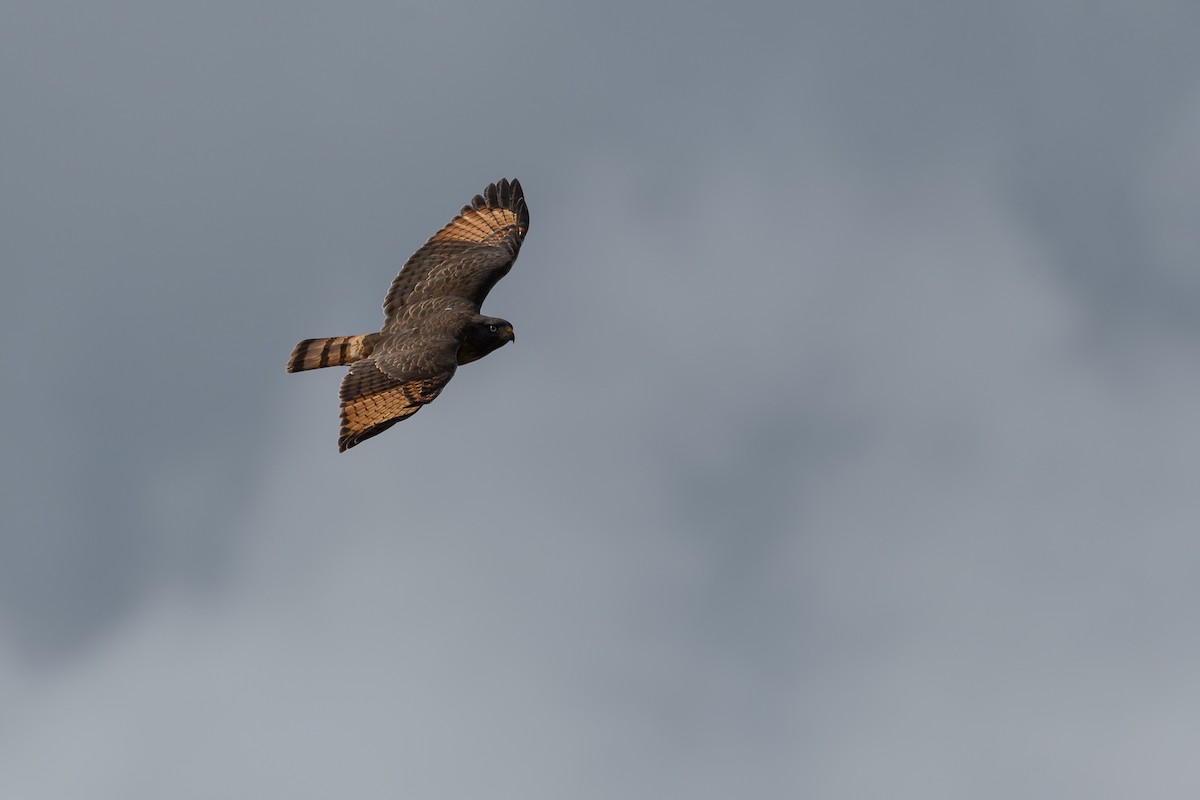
left=338, top=429, right=360, bottom=452
left=338, top=417, right=404, bottom=453
left=468, top=178, right=529, bottom=231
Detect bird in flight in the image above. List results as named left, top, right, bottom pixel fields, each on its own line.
left=286, top=178, right=529, bottom=451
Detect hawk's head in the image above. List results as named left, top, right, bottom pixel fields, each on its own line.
left=457, top=316, right=515, bottom=365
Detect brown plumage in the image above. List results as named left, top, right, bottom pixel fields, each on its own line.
left=286, top=178, right=528, bottom=451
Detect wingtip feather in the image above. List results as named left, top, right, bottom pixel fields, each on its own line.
left=467, top=178, right=529, bottom=232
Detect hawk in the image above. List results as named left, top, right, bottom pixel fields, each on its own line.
left=286, top=178, right=529, bottom=452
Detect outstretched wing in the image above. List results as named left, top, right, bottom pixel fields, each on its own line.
left=382, top=178, right=528, bottom=325
left=337, top=336, right=459, bottom=452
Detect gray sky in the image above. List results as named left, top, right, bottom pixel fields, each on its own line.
left=3, top=1, right=1200, bottom=797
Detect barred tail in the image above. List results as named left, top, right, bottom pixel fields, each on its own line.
left=286, top=333, right=381, bottom=373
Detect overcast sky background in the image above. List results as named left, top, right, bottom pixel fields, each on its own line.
left=3, top=1, right=1200, bottom=797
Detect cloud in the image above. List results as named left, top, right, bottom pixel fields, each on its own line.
left=3, top=1, right=1200, bottom=797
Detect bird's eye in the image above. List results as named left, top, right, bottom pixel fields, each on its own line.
left=488, top=324, right=498, bottom=332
